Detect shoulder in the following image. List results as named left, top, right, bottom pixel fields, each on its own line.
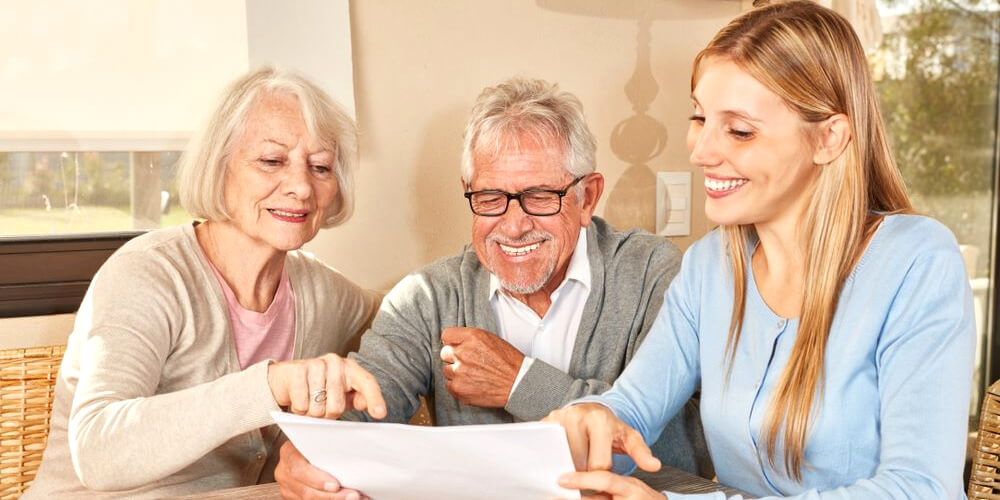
left=383, top=249, right=474, bottom=303
left=286, top=249, right=361, bottom=291
left=863, top=214, right=962, bottom=272
left=679, top=227, right=727, bottom=273
left=878, top=214, right=958, bottom=250
left=97, top=224, right=201, bottom=284
left=589, top=216, right=681, bottom=268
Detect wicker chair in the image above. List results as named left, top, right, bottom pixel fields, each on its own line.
left=970, top=378, right=1000, bottom=498
left=0, top=345, right=65, bottom=499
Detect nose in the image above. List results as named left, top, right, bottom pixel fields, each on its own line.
left=282, top=159, right=314, bottom=200
left=496, top=197, right=534, bottom=237
left=687, top=123, right=722, bottom=169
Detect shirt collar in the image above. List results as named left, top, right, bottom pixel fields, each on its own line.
left=489, top=227, right=591, bottom=299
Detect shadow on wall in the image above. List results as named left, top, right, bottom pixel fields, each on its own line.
left=537, top=0, right=727, bottom=234
left=411, top=104, right=473, bottom=265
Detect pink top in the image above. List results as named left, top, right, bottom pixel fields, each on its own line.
left=207, top=261, right=297, bottom=369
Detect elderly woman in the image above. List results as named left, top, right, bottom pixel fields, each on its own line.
left=25, top=67, right=385, bottom=498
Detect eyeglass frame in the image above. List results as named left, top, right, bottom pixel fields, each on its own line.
left=463, top=175, right=588, bottom=217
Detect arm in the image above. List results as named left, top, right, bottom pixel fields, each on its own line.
left=346, top=273, right=438, bottom=423
left=68, top=254, right=280, bottom=490
left=69, top=253, right=385, bottom=491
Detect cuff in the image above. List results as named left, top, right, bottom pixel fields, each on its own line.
left=508, top=357, right=535, bottom=399
left=662, top=492, right=731, bottom=500
left=505, top=359, right=574, bottom=421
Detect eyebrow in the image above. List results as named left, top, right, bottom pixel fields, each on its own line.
left=690, top=95, right=763, bottom=125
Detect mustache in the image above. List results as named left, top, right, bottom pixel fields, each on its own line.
left=486, top=230, right=553, bottom=246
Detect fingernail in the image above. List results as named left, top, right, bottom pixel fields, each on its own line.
left=557, top=474, right=569, bottom=485
left=346, top=492, right=361, bottom=500
left=323, top=481, right=339, bottom=491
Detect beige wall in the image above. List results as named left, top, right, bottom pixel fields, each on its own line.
left=307, top=0, right=739, bottom=291
left=1, top=0, right=740, bottom=340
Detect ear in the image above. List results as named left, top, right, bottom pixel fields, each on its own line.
left=460, top=178, right=469, bottom=192
left=578, top=173, right=605, bottom=227
left=812, top=114, right=851, bottom=165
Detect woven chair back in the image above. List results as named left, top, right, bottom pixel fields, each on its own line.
left=0, top=344, right=66, bottom=499
left=971, top=379, right=1000, bottom=498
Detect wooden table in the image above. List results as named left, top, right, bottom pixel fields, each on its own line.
left=174, top=466, right=751, bottom=499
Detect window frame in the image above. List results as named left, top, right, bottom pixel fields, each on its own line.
left=0, top=232, right=142, bottom=317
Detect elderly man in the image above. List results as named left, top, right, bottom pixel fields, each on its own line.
left=276, top=77, right=710, bottom=498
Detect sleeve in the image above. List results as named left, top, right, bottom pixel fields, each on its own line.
left=67, top=252, right=280, bottom=491
left=665, top=493, right=730, bottom=500
left=504, top=240, right=683, bottom=422
left=346, top=273, right=438, bottom=424
left=574, top=245, right=701, bottom=474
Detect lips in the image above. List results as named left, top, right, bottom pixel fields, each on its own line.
left=267, top=208, right=308, bottom=222
left=499, top=241, right=541, bottom=256
left=704, top=176, right=748, bottom=198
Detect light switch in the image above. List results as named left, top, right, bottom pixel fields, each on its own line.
left=656, top=171, right=691, bottom=237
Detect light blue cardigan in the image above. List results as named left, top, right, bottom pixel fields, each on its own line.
left=582, top=214, right=975, bottom=499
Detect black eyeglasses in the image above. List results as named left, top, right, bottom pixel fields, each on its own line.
left=464, top=175, right=586, bottom=216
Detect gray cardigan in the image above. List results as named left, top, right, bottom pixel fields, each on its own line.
left=349, top=217, right=712, bottom=474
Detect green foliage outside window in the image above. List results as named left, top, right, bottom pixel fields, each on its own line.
left=874, top=0, right=999, bottom=277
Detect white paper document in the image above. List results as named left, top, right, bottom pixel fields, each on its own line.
left=271, top=411, right=581, bottom=500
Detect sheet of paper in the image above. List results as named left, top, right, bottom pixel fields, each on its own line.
left=271, top=411, right=581, bottom=500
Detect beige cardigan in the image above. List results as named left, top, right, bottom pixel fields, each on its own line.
left=26, top=223, right=379, bottom=498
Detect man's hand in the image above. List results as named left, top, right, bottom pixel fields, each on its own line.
left=275, top=441, right=368, bottom=500
left=439, top=327, right=525, bottom=407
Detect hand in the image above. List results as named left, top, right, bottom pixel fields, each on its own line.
left=439, top=327, right=524, bottom=407
left=556, top=470, right=668, bottom=500
left=275, top=441, right=369, bottom=500
left=543, top=403, right=660, bottom=473
left=267, top=353, right=387, bottom=420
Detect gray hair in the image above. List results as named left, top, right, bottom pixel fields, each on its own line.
left=178, top=66, right=358, bottom=227
left=461, top=77, right=596, bottom=185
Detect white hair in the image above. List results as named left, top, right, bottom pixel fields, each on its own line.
left=461, top=77, right=596, bottom=186
left=178, top=66, right=358, bottom=227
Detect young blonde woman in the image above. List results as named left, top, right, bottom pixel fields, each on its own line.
left=546, top=2, right=974, bottom=499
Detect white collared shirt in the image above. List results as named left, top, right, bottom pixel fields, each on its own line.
left=489, top=227, right=591, bottom=396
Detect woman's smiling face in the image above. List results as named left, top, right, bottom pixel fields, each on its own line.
left=222, top=92, right=339, bottom=253
left=687, top=57, right=821, bottom=230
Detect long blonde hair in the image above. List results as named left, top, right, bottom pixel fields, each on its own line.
left=693, top=1, right=912, bottom=479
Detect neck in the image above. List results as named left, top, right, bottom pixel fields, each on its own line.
left=504, top=264, right=568, bottom=318
left=195, top=221, right=286, bottom=312
left=751, top=213, right=807, bottom=318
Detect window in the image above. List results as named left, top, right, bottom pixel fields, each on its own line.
left=870, top=0, right=999, bottom=425
left=0, top=1, right=249, bottom=317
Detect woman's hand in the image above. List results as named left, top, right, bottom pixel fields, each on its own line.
left=543, top=403, right=660, bottom=473
left=267, top=354, right=387, bottom=420
left=556, top=470, right=668, bottom=500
